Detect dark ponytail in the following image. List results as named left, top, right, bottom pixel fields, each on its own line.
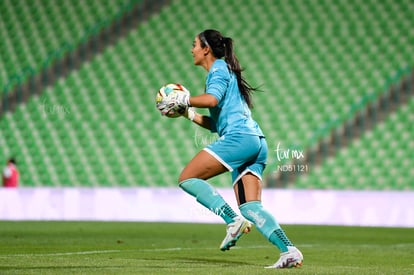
left=199, top=30, right=259, bottom=108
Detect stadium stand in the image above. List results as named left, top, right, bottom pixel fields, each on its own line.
left=0, top=0, right=413, bottom=189
left=294, top=95, right=414, bottom=190
left=0, top=0, right=135, bottom=94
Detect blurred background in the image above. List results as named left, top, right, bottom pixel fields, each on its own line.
left=1, top=0, right=413, bottom=193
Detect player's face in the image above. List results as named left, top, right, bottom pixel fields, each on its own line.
left=191, top=36, right=206, bottom=66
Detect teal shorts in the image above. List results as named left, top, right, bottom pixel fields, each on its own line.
left=204, top=134, right=268, bottom=185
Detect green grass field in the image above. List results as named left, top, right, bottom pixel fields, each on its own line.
left=0, top=221, right=413, bottom=274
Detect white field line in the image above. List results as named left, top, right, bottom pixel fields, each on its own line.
left=0, top=245, right=277, bottom=258
left=1, top=243, right=412, bottom=258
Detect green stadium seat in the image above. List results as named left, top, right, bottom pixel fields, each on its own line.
left=0, top=0, right=135, bottom=93
left=0, top=0, right=412, bottom=189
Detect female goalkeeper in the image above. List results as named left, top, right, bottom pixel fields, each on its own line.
left=159, top=29, right=303, bottom=269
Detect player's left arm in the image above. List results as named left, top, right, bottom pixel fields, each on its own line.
left=188, top=94, right=218, bottom=108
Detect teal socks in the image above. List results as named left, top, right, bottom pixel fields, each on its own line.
left=179, top=178, right=238, bottom=224
left=269, top=228, right=294, bottom=252
left=180, top=179, right=294, bottom=252
left=240, top=201, right=293, bottom=252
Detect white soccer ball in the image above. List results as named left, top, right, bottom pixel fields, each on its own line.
left=156, top=83, right=190, bottom=118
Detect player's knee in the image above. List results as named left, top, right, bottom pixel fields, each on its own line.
left=178, top=177, right=185, bottom=185
left=178, top=170, right=191, bottom=184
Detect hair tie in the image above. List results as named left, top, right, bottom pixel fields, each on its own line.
left=199, top=32, right=210, bottom=48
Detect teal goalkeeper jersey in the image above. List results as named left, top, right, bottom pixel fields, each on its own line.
left=205, top=59, right=264, bottom=137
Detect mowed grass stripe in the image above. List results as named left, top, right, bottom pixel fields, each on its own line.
left=0, top=222, right=413, bottom=274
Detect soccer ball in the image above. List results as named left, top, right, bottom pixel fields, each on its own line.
left=156, top=83, right=190, bottom=118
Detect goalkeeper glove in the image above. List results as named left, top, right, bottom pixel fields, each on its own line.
left=169, top=92, right=191, bottom=109
left=156, top=99, right=175, bottom=116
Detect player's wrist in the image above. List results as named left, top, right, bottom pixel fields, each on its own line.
left=180, top=94, right=190, bottom=107
left=184, top=107, right=195, bottom=121
left=186, top=95, right=191, bottom=107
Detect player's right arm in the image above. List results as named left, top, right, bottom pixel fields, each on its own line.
left=192, top=112, right=214, bottom=130
left=183, top=108, right=214, bottom=131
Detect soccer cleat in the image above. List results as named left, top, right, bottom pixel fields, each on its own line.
left=220, top=217, right=252, bottom=251
left=265, top=246, right=303, bottom=269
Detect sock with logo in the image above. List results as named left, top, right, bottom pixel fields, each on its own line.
left=239, top=201, right=293, bottom=252
left=179, top=178, right=238, bottom=224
